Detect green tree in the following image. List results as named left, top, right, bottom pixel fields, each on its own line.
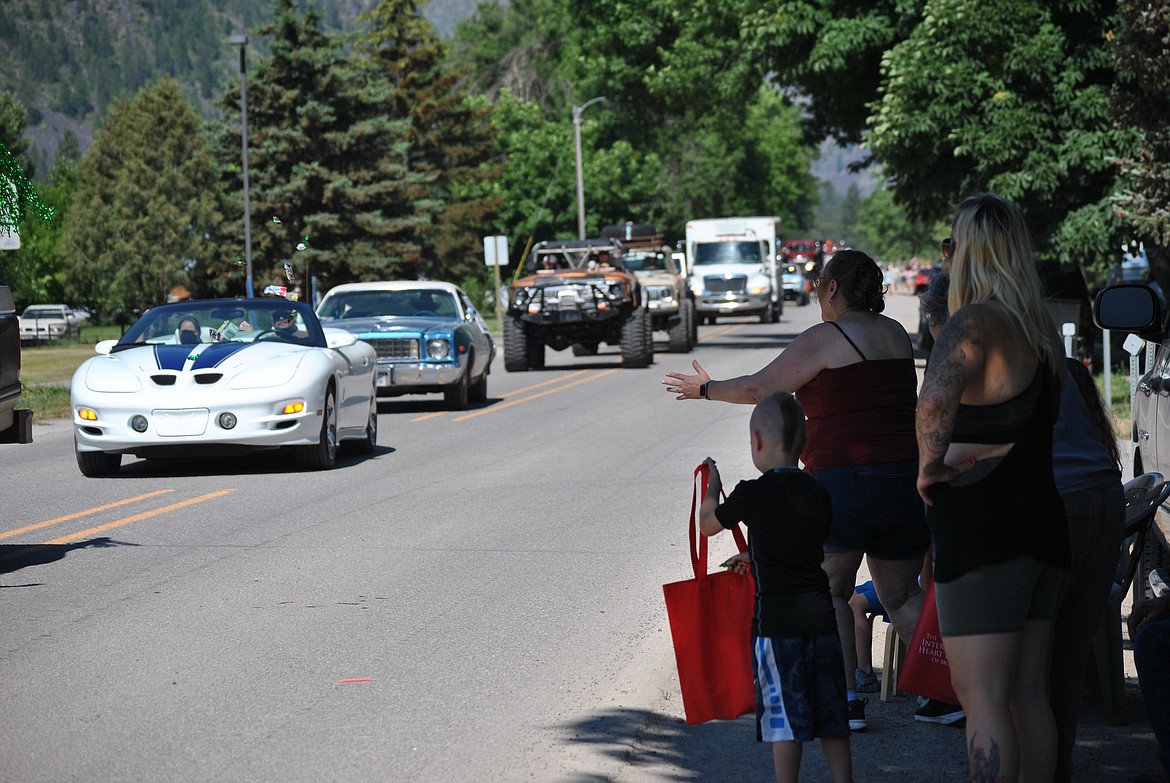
left=451, top=0, right=819, bottom=242
left=211, top=0, right=436, bottom=293
left=743, top=0, right=921, bottom=145
left=62, top=78, right=222, bottom=314
left=475, top=91, right=576, bottom=263
left=0, top=91, right=31, bottom=174
left=447, top=0, right=572, bottom=109
left=2, top=133, right=79, bottom=306
left=1111, top=0, right=1170, bottom=287
left=748, top=0, right=1129, bottom=274
left=355, top=0, right=502, bottom=284
left=853, top=187, right=946, bottom=263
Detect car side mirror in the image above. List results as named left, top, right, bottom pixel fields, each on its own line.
left=324, top=329, right=358, bottom=349
left=95, top=339, right=117, bottom=355
left=1093, top=284, right=1162, bottom=338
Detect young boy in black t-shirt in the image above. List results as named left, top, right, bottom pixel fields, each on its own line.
left=698, top=391, right=851, bottom=783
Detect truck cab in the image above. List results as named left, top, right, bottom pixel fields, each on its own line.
left=685, top=217, right=782, bottom=325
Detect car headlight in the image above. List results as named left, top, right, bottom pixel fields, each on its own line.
left=645, top=285, right=674, bottom=302
left=748, top=284, right=769, bottom=295
left=427, top=338, right=451, bottom=360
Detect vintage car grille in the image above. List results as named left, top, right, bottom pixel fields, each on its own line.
left=367, top=337, right=420, bottom=360
left=704, top=275, right=748, bottom=294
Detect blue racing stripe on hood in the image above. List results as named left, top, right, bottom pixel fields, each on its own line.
left=154, top=344, right=190, bottom=371
left=153, top=342, right=252, bottom=371
left=190, top=341, right=250, bottom=370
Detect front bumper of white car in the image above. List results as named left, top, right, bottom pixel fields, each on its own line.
left=72, top=387, right=323, bottom=456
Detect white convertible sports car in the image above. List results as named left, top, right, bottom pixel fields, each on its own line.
left=70, top=298, right=378, bottom=477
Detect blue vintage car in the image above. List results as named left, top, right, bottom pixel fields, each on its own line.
left=315, top=281, right=495, bottom=410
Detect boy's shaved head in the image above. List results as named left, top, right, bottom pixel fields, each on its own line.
left=750, top=391, right=806, bottom=454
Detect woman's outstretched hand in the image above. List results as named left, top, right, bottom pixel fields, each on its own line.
left=662, top=359, right=711, bottom=400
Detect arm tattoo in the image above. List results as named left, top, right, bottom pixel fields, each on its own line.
left=917, top=313, right=979, bottom=473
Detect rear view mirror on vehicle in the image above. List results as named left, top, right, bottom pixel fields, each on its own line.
left=1093, top=284, right=1161, bottom=334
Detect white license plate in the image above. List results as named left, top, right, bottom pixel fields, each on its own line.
left=153, top=408, right=209, bottom=437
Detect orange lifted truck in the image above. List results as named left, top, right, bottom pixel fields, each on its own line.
left=503, top=237, right=653, bottom=371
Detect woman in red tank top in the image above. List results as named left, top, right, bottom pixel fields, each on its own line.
left=664, top=249, right=929, bottom=733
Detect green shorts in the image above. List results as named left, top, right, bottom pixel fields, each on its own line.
left=934, top=556, right=1064, bottom=636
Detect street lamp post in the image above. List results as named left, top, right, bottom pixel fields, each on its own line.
left=229, top=34, right=254, bottom=298
left=572, top=96, right=606, bottom=240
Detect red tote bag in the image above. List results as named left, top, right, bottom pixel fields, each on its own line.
left=898, top=579, right=960, bottom=705
left=662, top=463, right=756, bottom=725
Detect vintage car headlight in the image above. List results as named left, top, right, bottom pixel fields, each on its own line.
left=426, top=338, right=451, bottom=360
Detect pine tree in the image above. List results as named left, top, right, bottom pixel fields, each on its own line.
left=62, top=78, right=222, bottom=313
left=213, top=0, right=437, bottom=294
left=356, top=0, right=501, bottom=283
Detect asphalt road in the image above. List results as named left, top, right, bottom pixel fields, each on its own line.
left=1, top=292, right=1163, bottom=782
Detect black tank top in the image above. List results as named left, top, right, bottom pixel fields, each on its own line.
left=926, top=368, right=1069, bottom=582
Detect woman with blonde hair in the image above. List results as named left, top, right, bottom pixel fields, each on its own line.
left=916, top=194, right=1069, bottom=782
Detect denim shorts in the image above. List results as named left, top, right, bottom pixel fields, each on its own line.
left=812, top=460, right=930, bottom=561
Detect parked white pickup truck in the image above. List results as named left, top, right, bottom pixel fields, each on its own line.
left=19, top=303, right=81, bottom=344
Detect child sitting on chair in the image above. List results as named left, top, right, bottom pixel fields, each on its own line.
left=699, top=391, right=851, bottom=783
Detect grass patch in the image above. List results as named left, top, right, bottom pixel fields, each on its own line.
left=1097, top=368, right=1133, bottom=439
left=16, top=384, right=71, bottom=421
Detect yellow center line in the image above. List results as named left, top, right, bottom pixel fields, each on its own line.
left=410, top=369, right=595, bottom=423
left=43, top=489, right=237, bottom=545
left=697, top=322, right=746, bottom=342
left=0, top=490, right=176, bottom=541
left=500, top=370, right=591, bottom=397
left=452, top=369, right=618, bottom=422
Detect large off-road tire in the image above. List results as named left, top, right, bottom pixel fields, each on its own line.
left=621, top=308, right=653, bottom=368
left=504, top=317, right=530, bottom=372
left=295, top=387, right=338, bottom=470
left=76, top=440, right=121, bottom=477
left=667, top=309, right=689, bottom=353
left=682, top=299, right=697, bottom=348
left=445, top=368, right=470, bottom=411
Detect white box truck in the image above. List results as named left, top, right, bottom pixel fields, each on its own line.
left=685, top=216, right=783, bottom=324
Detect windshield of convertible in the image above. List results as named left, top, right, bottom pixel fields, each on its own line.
left=316, top=288, right=460, bottom=321
left=114, top=300, right=325, bottom=351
